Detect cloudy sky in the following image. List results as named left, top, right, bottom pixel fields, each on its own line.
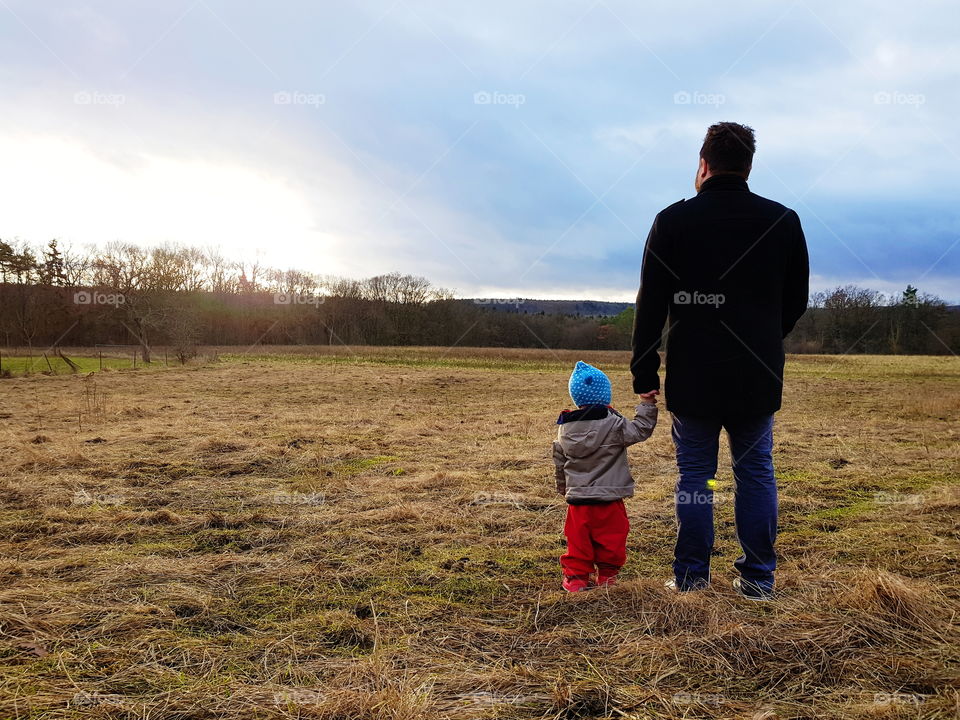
left=1, top=1, right=958, bottom=301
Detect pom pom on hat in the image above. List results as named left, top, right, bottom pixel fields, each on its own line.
left=568, top=360, right=612, bottom=407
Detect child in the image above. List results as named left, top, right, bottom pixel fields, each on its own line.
left=552, top=361, right=658, bottom=592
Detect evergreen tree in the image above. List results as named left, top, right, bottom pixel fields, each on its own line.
left=39, top=239, right=67, bottom=286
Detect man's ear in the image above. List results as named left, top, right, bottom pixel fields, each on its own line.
left=698, top=157, right=709, bottom=179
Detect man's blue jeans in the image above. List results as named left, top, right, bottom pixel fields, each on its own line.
left=671, top=413, right=777, bottom=592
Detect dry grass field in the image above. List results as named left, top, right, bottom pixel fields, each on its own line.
left=0, top=347, right=958, bottom=719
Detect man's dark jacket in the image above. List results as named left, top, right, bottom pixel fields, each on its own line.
left=631, top=174, right=809, bottom=418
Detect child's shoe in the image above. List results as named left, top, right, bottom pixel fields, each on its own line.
left=596, top=571, right=618, bottom=587
left=562, top=575, right=593, bottom=592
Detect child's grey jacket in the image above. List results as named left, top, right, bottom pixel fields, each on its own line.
left=552, top=404, right=658, bottom=504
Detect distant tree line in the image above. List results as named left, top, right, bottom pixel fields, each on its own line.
left=1, top=238, right=957, bottom=357
left=786, top=284, right=957, bottom=354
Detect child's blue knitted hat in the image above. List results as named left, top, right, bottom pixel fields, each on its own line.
left=568, top=361, right=611, bottom=407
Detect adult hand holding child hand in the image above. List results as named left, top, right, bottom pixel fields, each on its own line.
left=637, top=390, right=659, bottom=405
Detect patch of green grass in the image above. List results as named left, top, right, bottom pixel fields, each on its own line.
left=337, top=455, right=397, bottom=473
left=301, top=455, right=400, bottom=481
left=232, top=582, right=332, bottom=624
left=785, top=355, right=960, bottom=381
left=778, top=469, right=816, bottom=482
left=188, top=529, right=262, bottom=553
left=220, top=350, right=960, bottom=378
left=811, top=498, right=876, bottom=520
left=129, top=538, right=193, bottom=555
left=423, top=545, right=551, bottom=575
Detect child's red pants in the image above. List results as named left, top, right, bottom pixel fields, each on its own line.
left=560, top=500, right=629, bottom=577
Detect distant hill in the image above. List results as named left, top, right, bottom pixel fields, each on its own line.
left=467, top=301, right=960, bottom=316
left=464, top=298, right=631, bottom=317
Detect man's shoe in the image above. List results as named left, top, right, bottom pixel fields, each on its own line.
left=562, top=575, right=594, bottom=593
left=732, top=577, right=774, bottom=601
left=665, top=578, right=709, bottom=593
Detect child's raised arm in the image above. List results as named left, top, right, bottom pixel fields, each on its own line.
left=618, top=403, right=658, bottom=446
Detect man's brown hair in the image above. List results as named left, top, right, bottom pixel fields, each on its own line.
left=700, top=122, right=755, bottom=176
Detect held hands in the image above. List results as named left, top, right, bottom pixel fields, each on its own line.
left=637, top=390, right=660, bottom=405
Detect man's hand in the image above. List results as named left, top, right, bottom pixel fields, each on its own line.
left=637, top=390, right=660, bottom=405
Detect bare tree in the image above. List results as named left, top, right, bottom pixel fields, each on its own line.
left=363, top=272, right=431, bottom=304
left=204, top=247, right=239, bottom=294
left=61, top=243, right=92, bottom=287
left=91, top=244, right=162, bottom=362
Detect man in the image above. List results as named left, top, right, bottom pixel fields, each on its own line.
left=631, top=122, right=809, bottom=600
